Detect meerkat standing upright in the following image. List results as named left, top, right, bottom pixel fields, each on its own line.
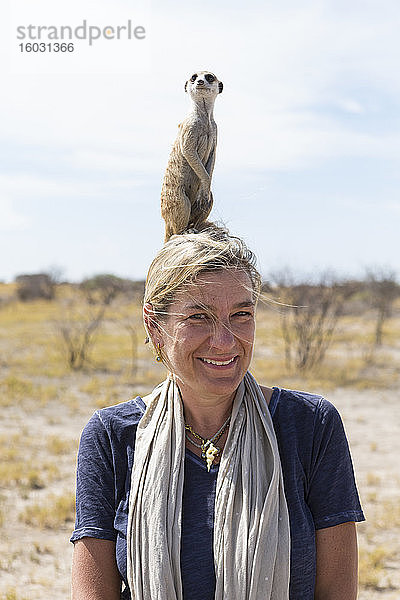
left=161, top=71, right=223, bottom=241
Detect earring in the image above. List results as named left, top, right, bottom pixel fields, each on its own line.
left=155, top=343, right=162, bottom=362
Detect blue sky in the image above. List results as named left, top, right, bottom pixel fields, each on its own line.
left=1, top=0, right=399, bottom=282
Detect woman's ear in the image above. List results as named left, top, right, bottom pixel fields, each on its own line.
left=143, top=303, right=159, bottom=339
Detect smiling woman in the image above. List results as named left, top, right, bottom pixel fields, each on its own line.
left=146, top=270, right=256, bottom=409
left=70, top=224, right=364, bottom=600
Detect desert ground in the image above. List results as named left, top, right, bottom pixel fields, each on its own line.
left=0, top=283, right=399, bottom=599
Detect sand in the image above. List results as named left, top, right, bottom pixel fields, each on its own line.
left=1, top=382, right=399, bottom=599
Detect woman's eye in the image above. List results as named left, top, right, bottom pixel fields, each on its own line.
left=188, top=313, right=206, bottom=320
left=233, top=311, right=252, bottom=318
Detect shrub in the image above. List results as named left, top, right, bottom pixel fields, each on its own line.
left=269, top=270, right=354, bottom=371
left=15, top=273, right=55, bottom=301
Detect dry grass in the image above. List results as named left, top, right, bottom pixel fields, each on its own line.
left=0, top=375, right=61, bottom=407
left=0, top=284, right=399, bottom=598
left=253, top=307, right=399, bottom=392
left=359, top=545, right=395, bottom=589
left=357, top=493, right=400, bottom=592
left=19, top=492, right=75, bottom=529
left=0, top=589, right=27, bottom=600
left=1, top=289, right=398, bottom=392
left=46, top=436, right=75, bottom=456
left=374, top=499, right=400, bottom=530
left=0, top=434, right=60, bottom=490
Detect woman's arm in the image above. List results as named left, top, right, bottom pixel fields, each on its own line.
left=71, top=538, right=121, bottom=600
left=314, top=521, right=358, bottom=600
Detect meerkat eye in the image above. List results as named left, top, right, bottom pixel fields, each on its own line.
left=205, top=74, right=215, bottom=83
left=190, top=74, right=197, bottom=82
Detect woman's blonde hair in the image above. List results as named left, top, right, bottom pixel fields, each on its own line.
left=144, top=225, right=262, bottom=319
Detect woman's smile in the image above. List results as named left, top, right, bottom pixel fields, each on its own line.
left=199, top=356, right=238, bottom=367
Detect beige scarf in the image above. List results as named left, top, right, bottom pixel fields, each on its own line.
left=127, top=371, right=290, bottom=599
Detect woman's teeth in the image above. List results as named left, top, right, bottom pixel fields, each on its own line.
left=202, top=357, right=235, bottom=366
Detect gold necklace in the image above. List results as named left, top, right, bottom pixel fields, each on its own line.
left=185, top=416, right=231, bottom=471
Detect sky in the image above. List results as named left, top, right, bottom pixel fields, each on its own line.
left=1, top=0, right=400, bottom=283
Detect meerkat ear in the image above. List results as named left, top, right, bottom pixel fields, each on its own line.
left=218, top=81, right=223, bottom=94
left=184, top=81, right=188, bottom=92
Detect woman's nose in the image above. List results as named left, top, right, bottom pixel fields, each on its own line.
left=209, top=320, right=235, bottom=350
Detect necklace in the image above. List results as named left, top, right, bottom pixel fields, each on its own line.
left=185, top=415, right=231, bottom=472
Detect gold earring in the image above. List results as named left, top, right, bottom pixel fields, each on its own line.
left=155, top=343, right=162, bottom=362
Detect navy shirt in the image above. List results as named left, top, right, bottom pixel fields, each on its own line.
left=71, top=386, right=365, bottom=599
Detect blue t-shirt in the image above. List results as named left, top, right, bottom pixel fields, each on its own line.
left=70, top=386, right=365, bottom=599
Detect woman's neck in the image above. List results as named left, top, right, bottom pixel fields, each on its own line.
left=179, top=387, right=234, bottom=439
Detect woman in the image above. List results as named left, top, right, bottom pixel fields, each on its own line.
left=71, top=226, right=364, bottom=599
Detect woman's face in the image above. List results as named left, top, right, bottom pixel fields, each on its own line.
left=153, top=269, right=256, bottom=405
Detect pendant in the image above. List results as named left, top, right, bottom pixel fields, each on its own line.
left=205, top=443, right=220, bottom=472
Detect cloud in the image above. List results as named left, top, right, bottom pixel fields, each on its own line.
left=1, top=0, right=400, bottom=280
left=218, top=109, right=400, bottom=170
left=386, top=201, right=400, bottom=214
left=2, top=0, right=400, bottom=172
left=0, top=198, right=30, bottom=231
left=70, top=150, right=160, bottom=175
left=337, top=100, right=365, bottom=115
left=0, top=171, right=155, bottom=213
left=0, top=172, right=95, bottom=199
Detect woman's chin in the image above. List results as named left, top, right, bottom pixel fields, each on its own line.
left=193, top=369, right=245, bottom=401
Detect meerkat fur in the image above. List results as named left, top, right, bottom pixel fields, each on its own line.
left=161, top=70, right=223, bottom=241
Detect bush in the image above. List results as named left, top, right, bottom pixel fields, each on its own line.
left=15, top=273, right=55, bottom=301
left=269, top=270, right=354, bottom=372
left=366, top=269, right=400, bottom=346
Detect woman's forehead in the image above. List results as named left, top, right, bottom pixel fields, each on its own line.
left=173, top=270, right=254, bottom=308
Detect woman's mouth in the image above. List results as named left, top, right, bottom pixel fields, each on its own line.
left=199, top=356, right=237, bottom=366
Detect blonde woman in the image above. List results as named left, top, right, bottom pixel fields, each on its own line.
left=71, top=226, right=364, bottom=599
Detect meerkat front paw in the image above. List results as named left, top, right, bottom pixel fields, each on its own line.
left=196, top=186, right=213, bottom=210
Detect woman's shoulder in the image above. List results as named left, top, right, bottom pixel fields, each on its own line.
left=268, top=387, right=350, bottom=473
left=268, top=385, right=341, bottom=425
left=276, top=386, right=324, bottom=406
left=83, top=396, right=146, bottom=439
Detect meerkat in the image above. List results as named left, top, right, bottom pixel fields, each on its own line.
left=161, top=71, right=223, bottom=241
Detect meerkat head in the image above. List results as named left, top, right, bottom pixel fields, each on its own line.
left=184, top=71, right=223, bottom=100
